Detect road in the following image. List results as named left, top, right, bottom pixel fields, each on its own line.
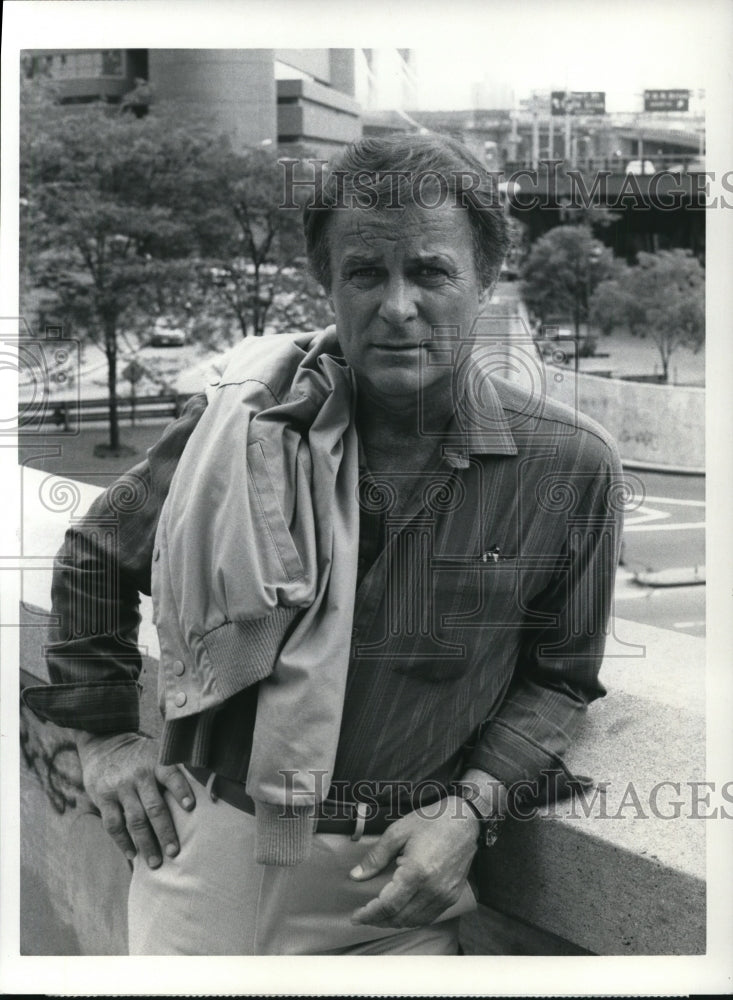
left=615, top=469, right=705, bottom=638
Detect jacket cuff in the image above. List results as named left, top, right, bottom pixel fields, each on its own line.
left=253, top=800, right=315, bottom=866
left=21, top=681, right=140, bottom=733
left=197, top=606, right=301, bottom=702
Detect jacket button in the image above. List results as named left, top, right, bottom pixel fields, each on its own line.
left=174, top=692, right=187, bottom=708
left=172, top=659, right=185, bottom=676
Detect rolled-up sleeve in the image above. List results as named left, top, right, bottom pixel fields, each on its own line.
left=468, top=445, right=624, bottom=789
left=21, top=394, right=208, bottom=733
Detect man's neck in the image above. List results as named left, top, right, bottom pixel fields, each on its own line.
left=355, top=378, right=454, bottom=459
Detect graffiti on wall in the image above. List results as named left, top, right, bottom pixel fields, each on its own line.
left=20, top=701, right=89, bottom=814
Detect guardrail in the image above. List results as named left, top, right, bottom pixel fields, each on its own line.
left=503, top=154, right=703, bottom=174
left=21, top=393, right=193, bottom=432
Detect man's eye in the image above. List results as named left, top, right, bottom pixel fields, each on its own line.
left=416, top=266, right=447, bottom=279
left=349, top=267, right=382, bottom=281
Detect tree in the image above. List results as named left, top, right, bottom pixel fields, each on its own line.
left=20, top=83, right=214, bottom=453
left=628, top=250, right=705, bottom=382
left=178, top=145, right=315, bottom=339
left=589, top=251, right=705, bottom=381
left=589, top=271, right=647, bottom=339
left=589, top=279, right=625, bottom=337
left=520, top=225, right=618, bottom=337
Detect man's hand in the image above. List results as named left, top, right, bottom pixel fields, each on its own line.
left=76, top=732, right=195, bottom=869
left=348, top=796, right=479, bottom=928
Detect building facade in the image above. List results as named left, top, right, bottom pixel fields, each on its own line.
left=21, top=48, right=372, bottom=153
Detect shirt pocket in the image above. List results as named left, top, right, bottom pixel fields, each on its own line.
left=435, top=561, right=522, bottom=632
left=247, top=440, right=305, bottom=583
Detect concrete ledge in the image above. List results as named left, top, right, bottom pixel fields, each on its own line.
left=474, top=619, right=706, bottom=954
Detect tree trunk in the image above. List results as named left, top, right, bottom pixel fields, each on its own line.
left=252, top=263, right=263, bottom=336
left=105, top=318, right=120, bottom=451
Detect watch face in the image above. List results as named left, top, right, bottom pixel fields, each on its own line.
left=479, top=817, right=502, bottom=849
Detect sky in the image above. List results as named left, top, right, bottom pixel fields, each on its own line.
left=410, top=1, right=712, bottom=112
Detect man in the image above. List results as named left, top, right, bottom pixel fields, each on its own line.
left=23, top=134, right=623, bottom=955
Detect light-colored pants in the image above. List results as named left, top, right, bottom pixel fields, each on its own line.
left=128, top=778, right=476, bottom=955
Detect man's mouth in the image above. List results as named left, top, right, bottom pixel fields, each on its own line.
left=373, top=343, right=420, bottom=351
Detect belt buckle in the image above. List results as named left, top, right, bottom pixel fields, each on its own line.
left=350, top=801, right=369, bottom=841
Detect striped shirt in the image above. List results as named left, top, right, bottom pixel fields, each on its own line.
left=24, top=373, right=624, bottom=804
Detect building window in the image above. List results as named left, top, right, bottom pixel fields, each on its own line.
left=22, top=50, right=125, bottom=81
left=101, top=50, right=123, bottom=76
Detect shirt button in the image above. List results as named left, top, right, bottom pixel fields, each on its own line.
left=172, top=659, right=185, bottom=676
left=174, top=691, right=187, bottom=708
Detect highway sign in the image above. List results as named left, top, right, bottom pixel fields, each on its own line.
left=644, top=89, right=689, bottom=111
left=551, top=90, right=606, bottom=116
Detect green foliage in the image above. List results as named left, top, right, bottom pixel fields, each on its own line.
left=183, top=144, right=319, bottom=338
left=589, top=250, right=704, bottom=380
left=19, top=80, right=329, bottom=449
left=519, top=225, right=618, bottom=337
left=20, top=84, right=212, bottom=448
left=590, top=273, right=648, bottom=338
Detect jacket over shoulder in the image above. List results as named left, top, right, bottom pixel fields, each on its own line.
left=153, top=327, right=360, bottom=865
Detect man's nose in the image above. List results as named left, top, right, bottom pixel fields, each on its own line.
left=378, top=276, right=418, bottom=326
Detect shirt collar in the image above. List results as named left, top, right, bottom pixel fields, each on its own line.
left=355, top=374, right=518, bottom=472
left=441, top=374, right=518, bottom=469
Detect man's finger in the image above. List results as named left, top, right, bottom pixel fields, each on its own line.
left=119, top=790, right=164, bottom=868
left=99, top=800, right=136, bottom=862
left=349, top=826, right=406, bottom=881
left=155, top=763, right=196, bottom=812
left=137, top=778, right=181, bottom=861
left=384, top=890, right=452, bottom=929
left=350, top=870, right=419, bottom=926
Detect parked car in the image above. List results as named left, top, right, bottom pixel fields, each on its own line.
left=625, top=159, right=656, bottom=175
left=148, top=318, right=186, bottom=348
left=536, top=325, right=599, bottom=364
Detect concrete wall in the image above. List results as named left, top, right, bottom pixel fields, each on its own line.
left=148, top=49, right=278, bottom=149
left=275, top=49, right=332, bottom=85
left=148, top=50, right=362, bottom=152
left=277, top=78, right=361, bottom=145
left=501, top=330, right=705, bottom=472
left=546, top=368, right=705, bottom=473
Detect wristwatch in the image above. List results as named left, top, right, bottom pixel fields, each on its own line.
left=452, top=783, right=503, bottom=849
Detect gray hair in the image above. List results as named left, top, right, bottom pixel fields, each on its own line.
left=302, top=134, right=509, bottom=293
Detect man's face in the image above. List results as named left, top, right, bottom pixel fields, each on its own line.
left=326, top=201, right=490, bottom=399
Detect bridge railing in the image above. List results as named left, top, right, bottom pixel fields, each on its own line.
left=503, top=153, right=703, bottom=175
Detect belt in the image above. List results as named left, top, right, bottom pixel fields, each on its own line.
left=187, top=766, right=402, bottom=838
